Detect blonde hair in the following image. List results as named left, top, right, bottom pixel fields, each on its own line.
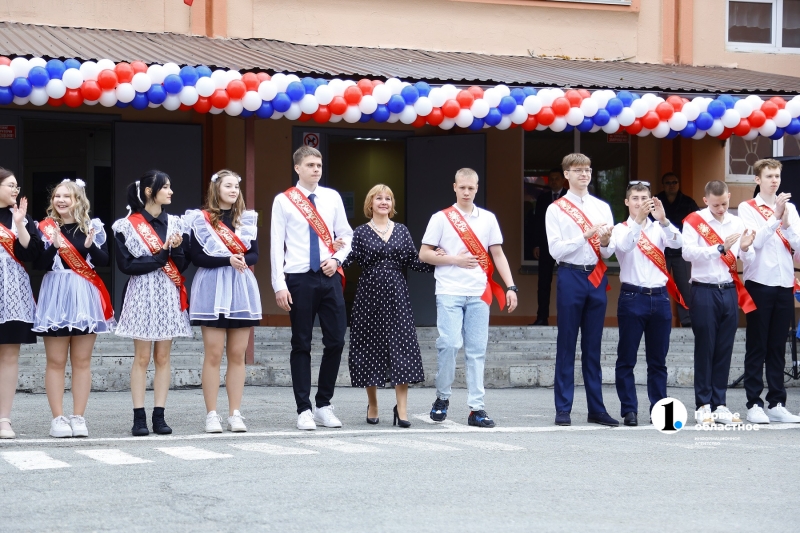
left=455, top=168, right=479, bottom=183
left=46, top=180, right=91, bottom=234
left=561, top=153, right=592, bottom=171
left=204, top=169, right=246, bottom=229
left=363, top=184, right=397, bottom=218
left=754, top=158, right=782, bottom=177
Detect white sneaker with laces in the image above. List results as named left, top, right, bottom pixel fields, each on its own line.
left=50, top=415, right=73, bottom=438
left=746, top=405, right=770, bottom=424
left=714, top=406, right=742, bottom=425
left=765, top=403, right=800, bottom=423
left=205, top=411, right=223, bottom=433
left=227, top=410, right=247, bottom=432
left=70, top=415, right=89, bottom=437
left=312, top=405, right=342, bottom=428
left=297, top=409, right=316, bottom=431
left=695, top=404, right=713, bottom=425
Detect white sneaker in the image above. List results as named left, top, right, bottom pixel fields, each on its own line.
left=205, top=411, right=223, bottom=433
left=297, top=409, right=316, bottom=431
left=713, top=406, right=742, bottom=425
left=765, top=403, right=800, bottom=423
left=50, top=416, right=73, bottom=438
left=746, top=405, right=770, bottom=424
left=227, top=410, right=247, bottom=432
left=69, top=415, right=89, bottom=437
left=695, top=404, right=713, bottom=425
left=312, top=405, right=342, bottom=428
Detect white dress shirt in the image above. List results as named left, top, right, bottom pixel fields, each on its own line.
left=681, top=207, right=754, bottom=284
left=545, top=190, right=615, bottom=265
left=613, top=216, right=682, bottom=287
left=738, top=195, right=800, bottom=288
left=421, top=204, right=503, bottom=297
left=270, top=184, right=353, bottom=292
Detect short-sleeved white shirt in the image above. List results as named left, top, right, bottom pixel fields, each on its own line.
left=421, top=204, right=503, bottom=296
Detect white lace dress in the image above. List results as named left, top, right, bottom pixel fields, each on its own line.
left=0, top=220, right=36, bottom=326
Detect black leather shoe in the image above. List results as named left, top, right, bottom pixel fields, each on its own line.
left=555, top=411, right=571, bottom=426
left=588, top=412, right=620, bottom=427
left=532, top=318, right=549, bottom=326
left=623, top=412, right=638, bottom=426
left=152, top=407, right=172, bottom=435
left=366, top=405, right=379, bottom=425
left=131, top=408, right=149, bottom=437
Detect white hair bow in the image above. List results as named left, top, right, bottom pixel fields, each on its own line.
left=135, top=180, right=142, bottom=205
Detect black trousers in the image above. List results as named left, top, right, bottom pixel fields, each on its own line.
left=665, top=253, right=693, bottom=326
left=286, top=270, right=347, bottom=414
left=537, top=254, right=556, bottom=321
left=690, top=284, right=738, bottom=409
left=743, top=281, right=792, bottom=409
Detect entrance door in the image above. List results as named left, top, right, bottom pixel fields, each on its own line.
left=406, top=134, right=486, bottom=326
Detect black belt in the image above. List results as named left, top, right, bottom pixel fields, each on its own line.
left=692, top=281, right=735, bottom=290
left=559, top=262, right=595, bottom=272
left=621, top=283, right=666, bottom=295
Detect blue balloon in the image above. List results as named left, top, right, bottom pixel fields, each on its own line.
left=256, top=101, right=274, bottom=119
left=387, top=94, right=406, bottom=114
left=147, top=84, right=167, bottom=105
left=316, top=79, right=328, bottom=86
left=718, top=94, right=735, bottom=109
left=523, top=87, right=538, bottom=96
left=179, top=66, right=199, bottom=86
left=631, top=92, right=641, bottom=100
left=302, top=77, right=318, bottom=95
left=577, top=117, right=595, bottom=132
left=696, top=112, right=714, bottom=130
left=45, top=59, right=66, bottom=80
left=484, top=108, right=503, bottom=126
left=593, top=109, right=611, bottom=127
left=510, top=88, right=526, bottom=105
left=131, top=92, right=149, bottom=110
left=196, top=65, right=212, bottom=78
left=605, top=98, right=624, bottom=116
left=770, top=127, right=785, bottom=140
left=163, top=74, right=184, bottom=95
left=498, top=96, right=517, bottom=115
left=10, top=78, right=32, bottom=98
left=286, top=81, right=305, bottom=102
left=359, top=113, right=372, bottom=123
left=63, top=58, right=81, bottom=70
left=707, top=100, right=726, bottom=119
left=28, top=66, right=50, bottom=88
left=469, top=117, right=485, bottom=131
left=240, top=109, right=254, bottom=118
left=272, top=92, right=292, bottom=113
left=679, top=121, right=697, bottom=138
left=401, top=85, right=419, bottom=105
left=666, top=129, right=680, bottom=140
left=373, top=104, right=390, bottom=123
left=786, top=118, right=800, bottom=135
left=115, top=100, right=130, bottom=109
left=414, top=81, right=431, bottom=97
left=564, top=124, right=574, bottom=133
left=617, top=91, right=634, bottom=107
left=0, top=87, right=13, bottom=105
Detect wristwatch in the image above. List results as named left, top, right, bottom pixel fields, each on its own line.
left=507, top=285, right=518, bottom=293
left=334, top=258, right=342, bottom=267
left=717, top=244, right=726, bottom=256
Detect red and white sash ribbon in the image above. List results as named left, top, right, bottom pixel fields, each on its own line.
left=554, top=197, right=610, bottom=291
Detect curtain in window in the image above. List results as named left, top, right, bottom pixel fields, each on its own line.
left=729, top=1, right=773, bottom=44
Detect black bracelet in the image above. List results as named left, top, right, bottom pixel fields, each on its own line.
left=507, top=285, right=518, bottom=293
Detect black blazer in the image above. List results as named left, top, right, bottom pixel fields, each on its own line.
left=526, top=188, right=567, bottom=261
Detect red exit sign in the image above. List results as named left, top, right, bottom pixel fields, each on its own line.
left=0, top=125, right=16, bottom=140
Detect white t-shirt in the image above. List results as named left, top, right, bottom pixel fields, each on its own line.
left=421, top=204, right=503, bottom=297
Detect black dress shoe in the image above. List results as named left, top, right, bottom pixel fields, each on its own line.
left=366, top=405, right=379, bottom=425
left=587, top=412, right=620, bottom=427
left=532, top=318, right=549, bottom=326
left=555, top=411, right=571, bottom=426
left=623, top=412, right=638, bottom=426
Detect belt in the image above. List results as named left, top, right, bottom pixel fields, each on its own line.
left=692, top=281, right=735, bottom=290
left=558, top=262, right=596, bottom=272
left=621, top=283, right=666, bottom=295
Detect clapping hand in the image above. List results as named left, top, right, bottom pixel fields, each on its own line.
left=652, top=198, right=667, bottom=224
left=723, top=233, right=741, bottom=253
left=11, top=197, right=27, bottom=227
left=740, top=229, right=755, bottom=251
left=774, top=192, right=792, bottom=220
left=583, top=223, right=608, bottom=241
left=51, top=225, right=65, bottom=249
left=230, top=253, right=248, bottom=273
left=84, top=228, right=95, bottom=249
left=162, top=233, right=183, bottom=251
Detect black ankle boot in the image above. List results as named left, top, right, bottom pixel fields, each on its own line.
left=132, top=408, right=149, bottom=436
left=152, top=407, right=172, bottom=435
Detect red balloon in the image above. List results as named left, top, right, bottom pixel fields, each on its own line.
left=63, top=88, right=83, bottom=108
left=114, top=62, right=134, bottom=84
left=442, top=99, right=461, bottom=118
left=666, top=95, right=684, bottom=112
left=761, top=101, right=778, bottom=118
left=565, top=90, right=582, bottom=107
left=179, top=103, right=192, bottom=112
left=537, top=107, right=555, bottom=126
left=718, top=127, right=734, bottom=140
left=412, top=115, right=427, bottom=128
left=749, top=109, right=767, bottom=128
left=681, top=97, right=690, bottom=104
left=552, top=97, right=570, bottom=116
left=456, top=90, right=474, bottom=109
left=210, top=89, right=230, bottom=109
left=427, top=108, right=444, bottom=126
left=344, top=86, right=363, bottom=105
left=769, top=96, right=786, bottom=110
left=48, top=97, right=63, bottom=107
left=298, top=113, right=312, bottom=122
left=467, top=86, right=484, bottom=99
left=371, top=80, right=384, bottom=87
left=97, top=70, right=118, bottom=91
left=625, top=119, right=643, bottom=135
left=242, top=73, right=260, bottom=92
left=256, top=72, right=271, bottom=82
left=510, top=123, right=518, bottom=129
left=522, top=115, right=538, bottom=131
left=641, top=111, right=660, bottom=130
left=655, top=102, right=674, bottom=120
left=0, top=56, right=10, bottom=66
left=194, top=96, right=212, bottom=113
left=130, top=61, right=148, bottom=74
left=733, top=118, right=751, bottom=137
left=81, top=81, right=102, bottom=101
left=329, top=96, right=347, bottom=115
left=313, top=105, right=331, bottom=123
left=226, top=80, right=246, bottom=100
left=357, top=79, right=373, bottom=96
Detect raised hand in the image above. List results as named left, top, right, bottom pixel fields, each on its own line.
left=740, top=228, right=755, bottom=251
left=634, top=199, right=653, bottom=225
left=84, top=228, right=95, bottom=249
left=52, top=226, right=64, bottom=249
left=11, top=197, right=27, bottom=226
left=774, top=192, right=791, bottom=220
left=723, top=232, right=741, bottom=253
left=652, top=197, right=668, bottom=225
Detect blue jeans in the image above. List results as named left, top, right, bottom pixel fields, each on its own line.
left=435, top=295, right=490, bottom=410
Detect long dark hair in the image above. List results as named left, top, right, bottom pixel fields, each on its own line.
left=127, top=170, right=171, bottom=213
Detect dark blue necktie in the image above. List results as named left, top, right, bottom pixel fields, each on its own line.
left=308, top=193, right=320, bottom=272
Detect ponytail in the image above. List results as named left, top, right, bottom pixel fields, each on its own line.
left=126, top=170, right=170, bottom=214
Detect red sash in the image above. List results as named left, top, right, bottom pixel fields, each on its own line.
left=745, top=199, right=800, bottom=292
left=128, top=213, right=189, bottom=311
left=202, top=210, right=248, bottom=255
left=622, top=221, right=687, bottom=309
left=553, top=197, right=610, bottom=291
left=39, top=218, right=114, bottom=320
left=283, top=187, right=345, bottom=290
left=442, top=206, right=506, bottom=309
left=684, top=212, right=756, bottom=313
left=0, top=223, right=24, bottom=267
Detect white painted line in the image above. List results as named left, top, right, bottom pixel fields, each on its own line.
left=230, top=442, right=318, bottom=456
left=76, top=449, right=152, bottom=465
left=296, top=438, right=381, bottom=454
left=412, top=414, right=467, bottom=428
left=156, top=446, right=233, bottom=461
left=1, top=451, right=70, bottom=471
left=421, top=436, right=526, bottom=451
left=360, top=437, right=460, bottom=451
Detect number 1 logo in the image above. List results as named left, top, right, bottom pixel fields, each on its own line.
left=651, top=398, right=688, bottom=434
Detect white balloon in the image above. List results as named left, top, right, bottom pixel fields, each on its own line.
left=179, top=86, right=199, bottom=106
left=13, top=95, right=30, bottom=106
left=148, top=101, right=160, bottom=109
left=414, top=96, right=434, bottom=116
left=385, top=78, right=404, bottom=95
left=328, top=79, right=346, bottom=97
left=116, top=83, right=135, bottom=103
left=745, top=94, right=764, bottom=110
left=386, top=112, right=400, bottom=124
left=294, top=93, right=317, bottom=115
left=160, top=62, right=180, bottom=77
left=565, top=107, right=584, bottom=126
left=455, top=109, right=474, bottom=128
left=495, top=84, right=511, bottom=97
left=774, top=108, right=792, bottom=128
left=327, top=113, right=341, bottom=123
left=80, top=61, right=100, bottom=81
left=692, top=96, right=709, bottom=113
left=601, top=117, right=620, bottom=134
left=96, top=59, right=116, bottom=71
left=538, top=89, right=555, bottom=108
left=131, top=72, right=152, bottom=93
left=225, top=70, right=242, bottom=84
left=617, top=107, right=636, bottom=127
left=470, top=100, right=490, bottom=119
left=284, top=102, right=302, bottom=120
left=343, top=79, right=357, bottom=88
left=649, top=122, right=669, bottom=138
left=579, top=97, right=598, bottom=118
left=483, top=88, right=502, bottom=108
left=0, top=65, right=13, bottom=87
left=733, top=99, right=753, bottom=119
left=62, top=69, right=84, bottom=90
left=591, top=90, right=611, bottom=108
left=441, top=84, right=459, bottom=100
left=162, top=94, right=181, bottom=111
left=439, top=117, right=455, bottom=130
left=286, top=74, right=301, bottom=85
left=681, top=102, right=700, bottom=121
left=496, top=116, right=513, bottom=130
left=29, top=87, right=49, bottom=106
left=758, top=119, right=777, bottom=137
left=222, top=100, right=242, bottom=116
left=147, top=64, right=165, bottom=85
left=511, top=105, right=529, bottom=125
left=313, top=84, right=333, bottom=105
left=630, top=99, right=649, bottom=118
left=550, top=117, right=567, bottom=132
left=535, top=123, right=548, bottom=131
left=195, top=77, right=216, bottom=98
left=668, top=112, right=688, bottom=131
left=550, top=88, right=565, bottom=99
left=523, top=95, right=543, bottom=115
left=28, top=57, right=47, bottom=69
left=271, top=73, right=289, bottom=93
left=10, top=57, right=30, bottom=78
left=210, top=69, right=228, bottom=89
left=359, top=94, right=378, bottom=115
left=743, top=129, right=759, bottom=140
left=720, top=109, right=741, bottom=129
left=372, top=84, right=392, bottom=105
left=590, top=124, right=602, bottom=133
left=244, top=91, right=264, bottom=112
left=84, top=99, right=99, bottom=106
left=691, top=129, right=707, bottom=140
left=707, top=119, right=725, bottom=137
left=45, top=79, right=67, bottom=99
left=785, top=99, right=800, bottom=118
left=99, top=89, right=118, bottom=107
left=400, top=106, right=419, bottom=125
left=210, top=106, right=224, bottom=115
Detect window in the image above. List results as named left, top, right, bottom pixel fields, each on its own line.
left=727, top=0, right=800, bottom=52
left=726, top=133, right=799, bottom=181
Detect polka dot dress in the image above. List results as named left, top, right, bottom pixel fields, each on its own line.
left=343, top=223, right=433, bottom=388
